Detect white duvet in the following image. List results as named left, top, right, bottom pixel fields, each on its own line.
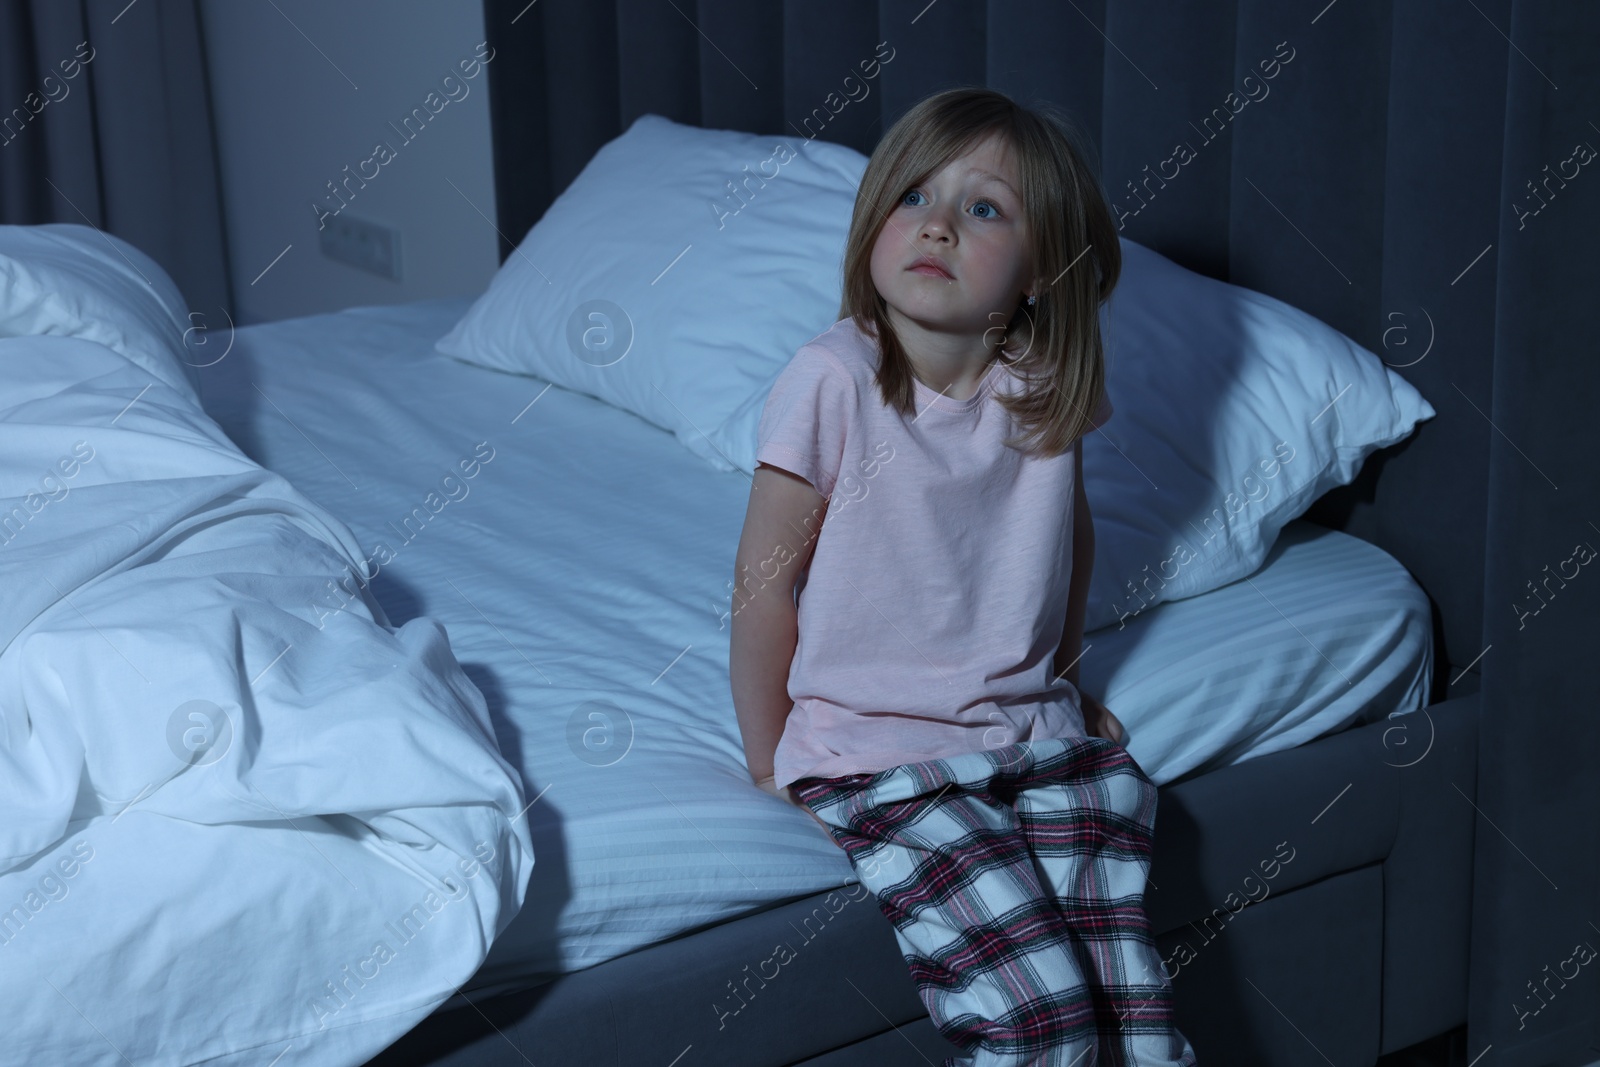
left=0, top=325, right=534, bottom=1061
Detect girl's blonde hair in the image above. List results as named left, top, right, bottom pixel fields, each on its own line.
left=838, top=86, right=1120, bottom=457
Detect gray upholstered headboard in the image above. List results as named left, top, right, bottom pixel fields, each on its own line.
left=477, top=0, right=1541, bottom=698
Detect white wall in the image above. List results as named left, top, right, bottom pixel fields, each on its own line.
left=199, top=0, right=499, bottom=324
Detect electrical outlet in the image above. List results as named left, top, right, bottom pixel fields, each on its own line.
left=319, top=213, right=402, bottom=280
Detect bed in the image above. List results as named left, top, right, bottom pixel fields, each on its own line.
left=188, top=294, right=1452, bottom=1067
left=2, top=1, right=1594, bottom=1065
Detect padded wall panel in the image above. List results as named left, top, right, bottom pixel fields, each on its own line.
left=481, top=1, right=550, bottom=259
left=987, top=0, right=1106, bottom=161
left=782, top=1, right=882, bottom=152
left=875, top=0, right=988, bottom=129
left=1306, top=0, right=1508, bottom=689
left=1470, top=2, right=1600, bottom=1061
left=697, top=0, right=784, bottom=134
left=538, top=0, right=620, bottom=217
left=1229, top=1, right=1391, bottom=345
left=617, top=0, right=700, bottom=128
left=1098, top=0, right=1236, bottom=279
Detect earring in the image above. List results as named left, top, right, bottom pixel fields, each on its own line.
left=1027, top=294, right=1037, bottom=306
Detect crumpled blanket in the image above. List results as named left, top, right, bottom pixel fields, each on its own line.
left=0, top=332, right=533, bottom=1066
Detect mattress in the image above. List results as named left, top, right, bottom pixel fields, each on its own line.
left=197, top=296, right=1431, bottom=996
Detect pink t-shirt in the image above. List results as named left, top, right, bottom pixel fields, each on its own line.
left=755, top=316, right=1113, bottom=789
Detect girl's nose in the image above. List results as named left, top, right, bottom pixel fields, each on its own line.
left=920, top=210, right=955, bottom=243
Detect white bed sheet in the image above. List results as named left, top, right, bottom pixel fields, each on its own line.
left=198, top=297, right=1431, bottom=993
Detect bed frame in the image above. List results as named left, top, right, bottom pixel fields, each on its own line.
left=369, top=1, right=1599, bottom=1063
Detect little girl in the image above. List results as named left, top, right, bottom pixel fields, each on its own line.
left=729, top=88, right=1198, bottom=1065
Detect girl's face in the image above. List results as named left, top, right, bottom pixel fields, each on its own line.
left=868, top=130, right=1034, bottom=347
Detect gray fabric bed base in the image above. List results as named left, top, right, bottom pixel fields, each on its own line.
left=367, top=689, right=1477, bottom=1066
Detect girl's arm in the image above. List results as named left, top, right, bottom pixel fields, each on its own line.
left=730, top=463, right=825, bottom=791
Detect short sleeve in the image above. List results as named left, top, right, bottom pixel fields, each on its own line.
left=755, top=345, right=852, bottom=498
left=1087, top=391, right=1113, bottom=431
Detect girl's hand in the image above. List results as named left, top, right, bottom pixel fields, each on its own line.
left=754, top=774, right=840, bottom=847
left=1080, top=691, right=1126, bottom=746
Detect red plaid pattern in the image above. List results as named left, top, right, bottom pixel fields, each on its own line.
left=793, top=736, right=1198, bottom=1066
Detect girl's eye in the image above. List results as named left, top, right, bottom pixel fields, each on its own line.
left=901, top=190, right=1003, bottom=219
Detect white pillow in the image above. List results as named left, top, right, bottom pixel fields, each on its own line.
left=0, top=223, right=200, bottom=403
left=436, top=110, right=1433, bottom=630
left=435, top=113, right=867, bottom=469
left=1078, top=238, right=1435, bottom=630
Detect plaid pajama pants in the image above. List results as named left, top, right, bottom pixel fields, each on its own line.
left=792, top=735, right=1198, bottom=1067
